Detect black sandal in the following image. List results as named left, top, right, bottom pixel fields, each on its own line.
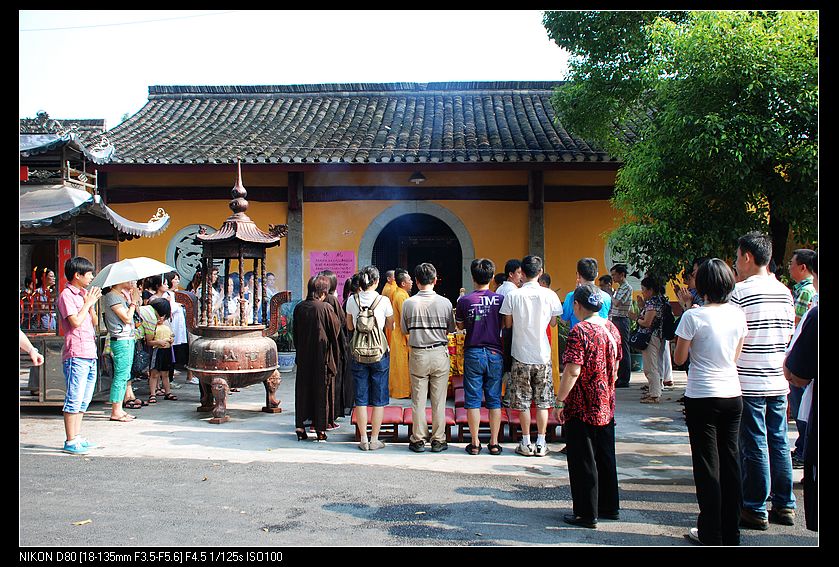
left=147, top=395, right=157, bottom=404
left=163, top=392, right=178, bottom=401
left=488, top=444, right=503, bottom=455
left=123, top=399, right=143, bottom=409
left=465, top=443, right=482, bottom=455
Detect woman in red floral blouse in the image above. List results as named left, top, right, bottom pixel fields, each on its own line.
left=555, top=283, right=622, bottom=529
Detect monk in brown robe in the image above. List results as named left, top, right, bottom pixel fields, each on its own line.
left=293, top=276, right=341, bottom=441
left=317, top=269, right=351, bottom=423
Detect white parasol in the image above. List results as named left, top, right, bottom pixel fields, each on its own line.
left=89, top=257, right=176, bottom=289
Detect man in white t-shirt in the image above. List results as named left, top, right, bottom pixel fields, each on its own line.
left=499, top=255, right=562, bottom=458
left=730, top=231, right=796, bottom=530
left=346, top=266, right=394, bottom=451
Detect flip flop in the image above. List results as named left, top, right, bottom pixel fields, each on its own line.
left=109, top=414, right=135, bottom=422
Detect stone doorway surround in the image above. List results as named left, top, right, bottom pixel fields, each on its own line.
left=357, top=202, right=475, bottom=291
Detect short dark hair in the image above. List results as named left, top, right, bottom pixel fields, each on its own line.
left=573, top=283, right=603, bottom=313
left=358, top=265, right=380, bottom=291
left=395, top=268, right=411, bottom=287
left=692, top=256, right=710, bottom=271
left=599, top=275, right=613, bottom=286
left=521, top=255, right=543, bottom=279
left=470, top=258, right=495, bottom=285
left=307, top=275, right=330, bottom=299
left=577, top=258, right=598, bottom=282
left=165, top=271, right=180, bottom=289
left=610, top=264, right=627, bottom=276
left=695, top=259, right=736, bottom=304
left=146, top=274, right=164, bottom=292
left=149, top=297, right=171, bottom=319
left=793, top=249, right=816, bottom=273
left=538, top=273, right=551, bottom=287
left=414, top=263, right=437, bottom=286
left=494, top=273, right=506, bottom=287
left=640, top=275, right=661, bottom=294
left=317, top=270, right=338, bottom=294
left=64, top=256, right=94, bottom=281
left=737, top=231, right=772, bottom=267
left=504, top=259, right=521, bottom=279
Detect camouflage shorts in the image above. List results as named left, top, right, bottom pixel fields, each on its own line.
left=508, top=359, right=555, bottom=410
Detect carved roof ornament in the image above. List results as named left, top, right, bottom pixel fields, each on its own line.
left=196, top=160, right=285, bottom=247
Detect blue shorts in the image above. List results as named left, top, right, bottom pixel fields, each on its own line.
left=463, top=347, right=503, bottom=409
left=63, top=357, right=98, bottom=413
left=352, top=353, right=390, bottom=407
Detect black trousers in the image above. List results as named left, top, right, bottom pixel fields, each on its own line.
left=684, top=396, right=742, bottom=545
left=612, top=316, right=631, bottom=385
left=803, top=462, right=817, bottom=531
left=565, top=417, right=619, bottom=521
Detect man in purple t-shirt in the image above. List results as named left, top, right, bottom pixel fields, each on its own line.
left=455, top=258, right=504, bottom=455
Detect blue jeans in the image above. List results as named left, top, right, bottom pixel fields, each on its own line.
left=463, top=347, right=503, bottom=409
left=351, top=353, right=390, bottom=407
left=740, top=395, right=796, bottom=516
left=63, top=357, right=98, bottom=413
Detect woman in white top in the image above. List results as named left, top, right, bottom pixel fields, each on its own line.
left=674, top=258, right=747, bottom=546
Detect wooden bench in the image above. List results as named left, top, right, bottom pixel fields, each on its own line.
left=351, top=406, right=404, bottom=442
left=402, top=407, right=456, bottom=442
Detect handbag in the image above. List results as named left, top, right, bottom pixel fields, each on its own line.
left=629, top=327, right=653, bottom=351
left=131, top=340, right=151, bottom=377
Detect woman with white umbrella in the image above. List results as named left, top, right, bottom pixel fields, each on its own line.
left=102, top=280, right=143, bottom=422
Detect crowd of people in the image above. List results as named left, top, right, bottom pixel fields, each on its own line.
left=21, top=228, right=817, bottom=543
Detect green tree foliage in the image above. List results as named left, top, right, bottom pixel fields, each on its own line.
left=543, top=11, right=818, bottom=280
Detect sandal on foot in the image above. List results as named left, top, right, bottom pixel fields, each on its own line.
left=109, top=414, right=135, bottom=422
left=147, top=395, right=157, bottom=404
left=640, top=396, right=660, bottom=404
left=230, top=388, right=240, bottom=393
left=155, top=388, right=166, bottom=396
left=123, top=399, right=143, bottom=409
left=488, top=444, right=503, bottom=455
left=163, top=392, right=178, bottom=401
left=465, top=443, right=482, bottom=455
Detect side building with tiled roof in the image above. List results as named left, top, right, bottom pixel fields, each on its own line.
left=96, top=82, right=624, bottom=304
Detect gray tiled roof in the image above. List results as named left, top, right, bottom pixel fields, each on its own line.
left=19, top=115, right=107, bottom=146
left=97, top=82, right=618, bottom=165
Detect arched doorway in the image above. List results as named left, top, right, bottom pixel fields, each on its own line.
left=371, top=213, right=463, bottom=303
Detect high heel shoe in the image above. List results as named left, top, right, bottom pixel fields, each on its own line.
left=295, top=428, right=308, bottom=441
left=315, top=431, right=327, bottom=441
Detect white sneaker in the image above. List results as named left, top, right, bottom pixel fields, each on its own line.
left=369, top=440, right=386, bottom=451
left=686, top=527, right=703, bottom=545
left=515, top=443, right=535, bottom=457
left=358, top=441, right=370, bottom=451
left=533, top=444, right=548, bottom=457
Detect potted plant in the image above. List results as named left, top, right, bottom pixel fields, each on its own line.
left=275, top=306, right=296, bottom=373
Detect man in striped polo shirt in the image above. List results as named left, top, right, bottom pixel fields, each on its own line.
left=730, top=231, right=796, bottom=530
left=402, top=263, right=456, bottom=453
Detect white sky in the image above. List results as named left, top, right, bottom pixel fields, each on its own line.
left=19, top=10, right=570, bottom=130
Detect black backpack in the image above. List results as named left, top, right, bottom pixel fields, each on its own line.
left=660, top=300, right=677, bottom=341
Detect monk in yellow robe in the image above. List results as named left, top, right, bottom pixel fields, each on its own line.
left=388, top=269, right=412, bottom=399
left=381, top=270, right=397, bottom=343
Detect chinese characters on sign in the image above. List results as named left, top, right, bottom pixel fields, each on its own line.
left=309, top=251, right=356, bottom=297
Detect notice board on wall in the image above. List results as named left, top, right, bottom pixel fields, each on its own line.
left=309, top=250, right=356, bottom=298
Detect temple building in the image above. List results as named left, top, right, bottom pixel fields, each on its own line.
left=86, top=82, right=624, bottom=303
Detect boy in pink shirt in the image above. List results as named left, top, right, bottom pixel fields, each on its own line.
left=56, top=257, right=102, bottom=454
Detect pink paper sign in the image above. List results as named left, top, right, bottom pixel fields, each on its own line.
left=309, top=250, right=356, bottom=297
